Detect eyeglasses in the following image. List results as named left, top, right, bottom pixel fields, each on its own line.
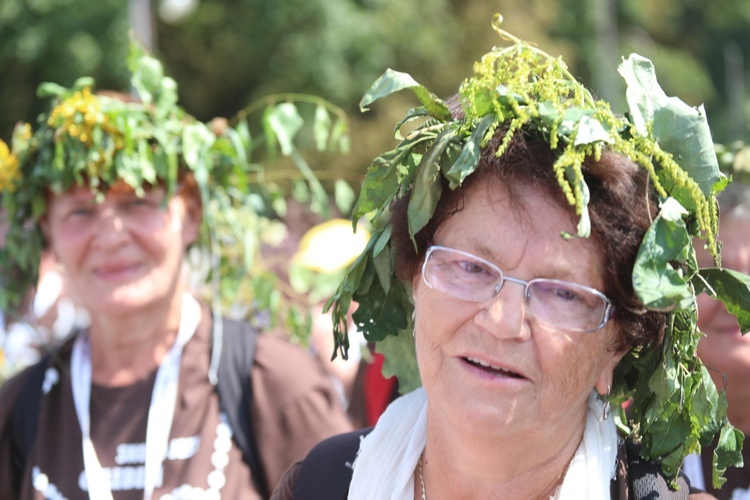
left=421, top=245, right=615, bottom=333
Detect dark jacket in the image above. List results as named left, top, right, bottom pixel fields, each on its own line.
left=272, top=428, right=715, bottom=499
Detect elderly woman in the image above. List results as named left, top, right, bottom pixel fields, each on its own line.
left=0, top=45, right=352, bottom=499
left=272, top=18, right=750, bottom=500
left=684, top=178, right=750, bottom=498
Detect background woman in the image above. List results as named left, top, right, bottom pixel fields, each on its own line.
left=273, top=17, right=750, bottom=500
left=684, top=178, right=750, bottom=498
left=0, top=44, right=352, bottom=499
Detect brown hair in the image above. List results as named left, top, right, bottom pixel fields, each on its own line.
left=390, top=123, right=667, bottom=351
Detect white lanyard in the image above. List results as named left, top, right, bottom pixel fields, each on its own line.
left=71, top=293, right=201, bottom=500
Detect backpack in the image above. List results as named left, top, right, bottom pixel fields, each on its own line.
left=9, top=317, right=269, bottom=497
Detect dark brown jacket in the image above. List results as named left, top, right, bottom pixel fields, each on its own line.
left=0, top=313, right=353, bottom=499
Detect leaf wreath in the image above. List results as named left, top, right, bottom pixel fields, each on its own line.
left=0, top=37, right=350, bottom=344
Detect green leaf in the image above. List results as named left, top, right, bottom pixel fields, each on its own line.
left=371, top=225, right=392, bottom=257
left=334, top=179, right=355, bottom=216
left=693, top=365, right=721, bottom=426
left=372, top=244, right=393, bottom=294
left=376, top=326, right=422, bottom=394
left=407, top=128, right=455, bottom=239
left=632, top=198, right=693, bottom=310
left=36, top=82, right=69, bottom=98
left=360, top=69, right=450, bottom=120
left=352, top=146, right=410, bottom=222
left=694, top=268, right=750, bottom=332
left=644, top=406, right=691, bottom=459
left=352, top=280, right=409, bottom=342
left=537, top=101, right=560, bottom=125
left=128, top=43, right=164, bottom=106
left=264, top=103, right=303, bottom=156
left=235, top=120, right=252, bottom=159
left=618, top=54, right=664, bottom=137
left=446, top=114, right=494, bottom=188
left=223, top=127, right=249, bottom=182
left=154, top=77, right=179, bottom=118
left=313, top=104, right=331, bottom=151
left=574, top=115, right=613, bottom=146
left=181, top=122, right=214, bottom=171
left=713, top=424, right=745, bottom=489
left=328, top=118, right=349, bottom=153
left=653, top=102, right=722, bottom=197
left=618, top=54, right=724, bottom=196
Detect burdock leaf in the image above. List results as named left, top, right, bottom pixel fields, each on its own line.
left=633, top=198, right=693, bottom=310
left=619, top=54, right=723, bottom=196
left=694, top=268, right=750, bottom=333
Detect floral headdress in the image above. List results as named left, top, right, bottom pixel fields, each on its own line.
left=0, top=41, right=349, bottom=352
left=327, top=15, right=750, bottom=485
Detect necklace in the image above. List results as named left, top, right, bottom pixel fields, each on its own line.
left=418, top=455, right=426, bottom=500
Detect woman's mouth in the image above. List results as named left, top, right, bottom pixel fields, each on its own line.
left=94, top=263, right=140, bottom=281
left=463, top=357, right=524, bottom=378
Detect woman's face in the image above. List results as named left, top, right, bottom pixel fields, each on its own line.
left=413, top=182, right=624, bottom=442
left=43, top=184, right=200, bottom=316
left=696, top=213, right=750, bottom=398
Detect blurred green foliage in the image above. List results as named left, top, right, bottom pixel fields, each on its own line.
left=1, top=0, right=748, bottom=157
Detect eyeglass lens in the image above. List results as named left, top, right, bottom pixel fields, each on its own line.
left=422, top=246, right=612, bottom=332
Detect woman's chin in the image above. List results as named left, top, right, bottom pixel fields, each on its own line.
left=82, top=284, right=170, bottom=316
left=432, top=385, right=534, bottom=436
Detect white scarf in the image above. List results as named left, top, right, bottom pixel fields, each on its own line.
left=348, top=388, right=618, bottom=500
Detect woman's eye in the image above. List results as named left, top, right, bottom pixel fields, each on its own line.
left=555, top=288, right=580, bottom=301
left=70, top=207, right=94, bottom=217
left=124, top=197, right=150, bottom=209
left=458, top=260, right=486, bottom=274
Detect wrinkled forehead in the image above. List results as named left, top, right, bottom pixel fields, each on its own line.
left=480, top=178, right=578, bottom=225
left=455, top=180, right=606, bottom=277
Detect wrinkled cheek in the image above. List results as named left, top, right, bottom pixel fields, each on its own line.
left=414, top=300, right=454, bottom=387
left=537, top=343, right=599, bottom=418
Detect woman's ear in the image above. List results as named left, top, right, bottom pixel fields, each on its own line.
left=595, top=348, right=628, bottom=396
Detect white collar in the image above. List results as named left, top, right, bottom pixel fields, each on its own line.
left=348, top=388, right=618, bottom=500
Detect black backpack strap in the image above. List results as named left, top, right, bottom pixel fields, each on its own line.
left=292, top=428, right=372, bottom=500
left=623, top=439, right=695, bottom=499
left=10, top=354, right=52, bottom=491
left=215, top=317, right=268, bottom=497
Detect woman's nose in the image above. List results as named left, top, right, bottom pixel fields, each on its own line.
left=473, top=283, right=530, bottom=340
left=92, top=206, right=128, bottom=247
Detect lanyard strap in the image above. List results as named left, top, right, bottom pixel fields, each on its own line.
left=71, top=293, right=201, bottom=500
